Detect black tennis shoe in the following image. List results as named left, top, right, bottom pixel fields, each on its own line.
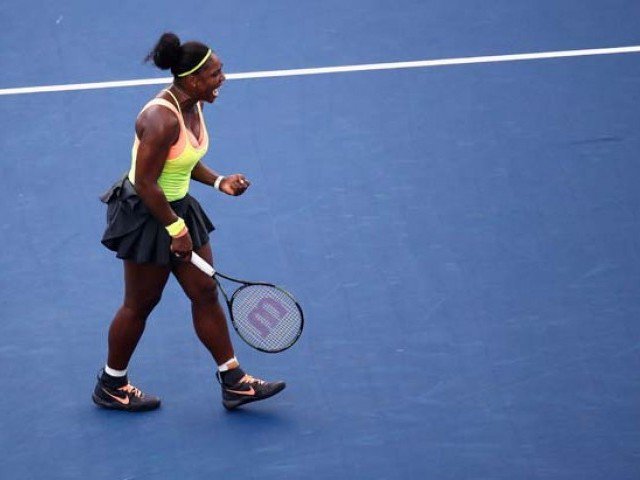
left=218, top=371, right=286, bottom=410
left=92, top=371, right=161, bottom=412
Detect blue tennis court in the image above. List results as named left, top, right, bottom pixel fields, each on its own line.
left=1, top=1, right=639, bottom=479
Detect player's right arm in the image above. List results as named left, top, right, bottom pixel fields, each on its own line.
left=133, top=106, right=192, bottom=255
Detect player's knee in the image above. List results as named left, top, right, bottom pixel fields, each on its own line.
left=125, top=292, right=162, bottom=318
left=187, top=280, right=218, bottom=305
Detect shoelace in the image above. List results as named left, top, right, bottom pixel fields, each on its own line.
left=119, top=384, right=143, bottom=398
left=240, top=374, right=265, bottom=385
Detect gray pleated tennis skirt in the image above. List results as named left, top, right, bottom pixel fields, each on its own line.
left=100, top=175, right=214, bottom=266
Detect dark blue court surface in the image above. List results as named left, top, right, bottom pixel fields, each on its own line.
left=1, top=2, right=639, bottom=479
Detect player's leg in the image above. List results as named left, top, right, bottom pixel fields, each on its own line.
left=172, top=243, right=285, bottom=409
left=171, top=243, right=235, bottom=364
left=107, top=260, right=171, bottom=368
left=93, top=260, right=170, bottom=411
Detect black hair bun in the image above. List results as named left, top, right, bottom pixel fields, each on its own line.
left=149, top=32, right=181, bottom=70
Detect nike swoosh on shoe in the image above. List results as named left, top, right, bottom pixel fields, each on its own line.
left=102, top=388, right=130, bottom=405
left=226, top=387, right=256, bottom=396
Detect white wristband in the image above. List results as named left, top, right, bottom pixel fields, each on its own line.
left=213, top=175, right=225, bottom=191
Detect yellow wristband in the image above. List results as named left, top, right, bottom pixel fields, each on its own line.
left=174, top=226, right=189, bottom=238
left=165, top=217, right=186, bottom=237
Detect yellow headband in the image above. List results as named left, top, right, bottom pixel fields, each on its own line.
left=177, top=49, right=212, bottom=77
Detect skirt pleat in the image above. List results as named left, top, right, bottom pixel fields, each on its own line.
left=100, top=176, right=215, bottom=266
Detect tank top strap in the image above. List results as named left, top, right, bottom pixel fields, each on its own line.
left=196, top=101, right=207, bottom=137
left=139, top=98, right=182, bottom=121
left=163, top=89, right=183, bottom=116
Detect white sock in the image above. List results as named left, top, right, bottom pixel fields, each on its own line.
left=104, top=365, right=127, bottom=377
left=217, top=357, right=239, bottom=372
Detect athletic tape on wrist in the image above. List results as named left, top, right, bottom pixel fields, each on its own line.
left=214, top=175, right=225, bottom=191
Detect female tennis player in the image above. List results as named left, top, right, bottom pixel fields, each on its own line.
left=93, top=32, right=285, bottom=412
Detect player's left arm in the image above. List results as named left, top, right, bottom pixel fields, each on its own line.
left=191, top=161, right=251, bottom=196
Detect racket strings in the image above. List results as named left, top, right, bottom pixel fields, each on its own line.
left=231, top=285, right=302, bottom=352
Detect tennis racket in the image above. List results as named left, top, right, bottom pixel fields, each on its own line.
left=190, top=252, right=304, bottom=353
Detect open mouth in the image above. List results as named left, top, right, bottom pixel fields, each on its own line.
left=213, top=88, right=220, bottom=98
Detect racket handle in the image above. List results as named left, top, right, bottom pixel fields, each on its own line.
left=190, top=252, right=216, bottom=277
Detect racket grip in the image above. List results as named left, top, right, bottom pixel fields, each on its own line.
left=190, top=252, right=216, bottom=277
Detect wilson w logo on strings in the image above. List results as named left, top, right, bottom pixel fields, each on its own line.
left=248, top=298, right=288, bottom=338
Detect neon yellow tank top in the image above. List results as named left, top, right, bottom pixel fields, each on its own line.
left=128, top=90, right=209, bottom=201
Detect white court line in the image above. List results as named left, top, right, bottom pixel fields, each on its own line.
left=1, top=45, right=639, bottom=96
